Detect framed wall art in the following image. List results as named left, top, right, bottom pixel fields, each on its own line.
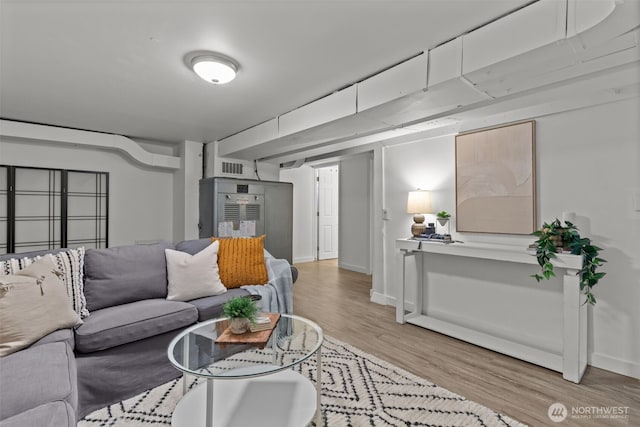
left=455, top=120, right=536, bottom=234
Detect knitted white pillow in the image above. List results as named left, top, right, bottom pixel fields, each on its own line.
left=165, top=241, right=226, bottom=302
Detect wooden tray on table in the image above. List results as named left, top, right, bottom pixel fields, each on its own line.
left=215, top=313, right=281, bottom=349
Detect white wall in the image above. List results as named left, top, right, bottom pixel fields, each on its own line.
left=378, top=97, right=640, bottom=379
left=279, top=165, right=316, bottom=264
left=339, top=152, right=372, bottom=274
left=0, top=129, right=182, bottom=247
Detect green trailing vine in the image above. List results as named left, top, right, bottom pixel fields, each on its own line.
left=531, top=219, right=606, bottom=305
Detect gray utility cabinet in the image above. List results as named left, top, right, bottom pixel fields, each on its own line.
left=199, top=177, right=293, bottom=263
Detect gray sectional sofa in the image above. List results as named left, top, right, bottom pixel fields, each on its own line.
left=0, top=238, right=295, bottom=426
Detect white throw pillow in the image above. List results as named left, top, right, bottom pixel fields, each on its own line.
left=165, top=241, right=226, bottom=301
left=0, top=256, right=83, bottom=357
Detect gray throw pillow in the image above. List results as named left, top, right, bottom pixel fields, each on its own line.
left=84, top=242, right=174, bottom=311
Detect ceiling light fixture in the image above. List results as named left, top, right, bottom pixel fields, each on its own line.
left=188, top=52, right=238, bottom=85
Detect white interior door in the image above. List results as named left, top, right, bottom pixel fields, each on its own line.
left=317, top=166, right=339, bottom=260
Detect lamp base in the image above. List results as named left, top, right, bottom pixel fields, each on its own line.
left=411, top=214, right=426, bottom=237
left=411, top=223, right=426, bottom=237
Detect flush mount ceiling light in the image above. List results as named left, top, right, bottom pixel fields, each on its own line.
left=187, top=52, right=238, bottom=85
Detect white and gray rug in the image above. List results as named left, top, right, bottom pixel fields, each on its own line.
left=79, top=336, right=527, bottom=426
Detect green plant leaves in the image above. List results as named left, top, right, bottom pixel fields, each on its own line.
left=530, top=219, right=606, bottom=305
left=222, top=296, right=259, bottom=322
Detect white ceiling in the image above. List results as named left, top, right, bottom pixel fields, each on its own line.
left=0, top=0, right=533, bottom=145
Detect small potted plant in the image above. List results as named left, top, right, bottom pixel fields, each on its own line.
left=222, top=296, right=259, bottom=334
left=436, top=210, right=451, bottom=226
left=531, top=218, right=606, bottom=305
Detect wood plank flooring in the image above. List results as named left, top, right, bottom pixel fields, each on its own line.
left=292, top=260, right=639, bottom=427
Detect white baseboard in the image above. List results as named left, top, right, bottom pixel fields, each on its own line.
left=338, top=262, right=370, bottom=274
left=370, top=291, right=394, bottom=306
left=292, top=256, right=315, bottom=264
left=590, top=352, right=640, bottom=380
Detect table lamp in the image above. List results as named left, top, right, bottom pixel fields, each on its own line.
left=406, top=190, right=432, bottom=237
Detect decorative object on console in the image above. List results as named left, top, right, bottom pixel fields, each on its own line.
left=222, top=296, right=259, bottom=334
left=456, top=121, right=536, bottom=235
left=531, top=218, right=606, bottom=304
left=436, top=210, right=451, bottom=235
left=406, top=190, right=432, bottom=237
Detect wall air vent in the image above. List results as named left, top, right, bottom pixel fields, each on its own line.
left=245, top=204, right=261, bottom=220
left=223, top=204, right=240, bottom=221
left=222, top=161, right=243, bottom=175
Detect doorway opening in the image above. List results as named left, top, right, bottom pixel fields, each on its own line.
left=315, top=165, right=339, bottom=260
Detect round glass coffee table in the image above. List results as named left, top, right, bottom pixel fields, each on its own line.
left=168, top=314, right=323, bottom=427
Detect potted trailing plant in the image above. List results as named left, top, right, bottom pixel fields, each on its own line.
left=222, top=296, right=259, bottom=334
left=531, top=218, right=606, bottom=304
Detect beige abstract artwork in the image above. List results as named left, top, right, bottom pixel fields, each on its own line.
left=455, top=121, right=536, bottom=234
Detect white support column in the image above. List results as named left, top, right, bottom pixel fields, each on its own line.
left=562, top=268, right=588, bottom=383
left=173, top=140, right=203, bottom=242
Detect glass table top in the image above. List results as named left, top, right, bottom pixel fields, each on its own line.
left=167, top=314, right=323, bottom=380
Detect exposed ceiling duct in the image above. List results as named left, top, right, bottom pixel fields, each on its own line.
left=217, top=0, right=640, bottom=164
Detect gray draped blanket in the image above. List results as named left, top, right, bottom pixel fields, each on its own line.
left=241, top=252, right=293, bottom=314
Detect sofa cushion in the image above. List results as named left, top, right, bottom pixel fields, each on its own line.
left=165, top=241, right=226, bottom=301
left=0, top=248, right=88, bottom=318
left=211, top=236, right=269, bottom=288
left=188, top=288, right=250, bottom=321
left=84, top=242, right=174, bottom=311
left=31, top=329, right=75, bottom=351
left=74, top=299, right=197, bottom=353
left=175, top=238, right=211, bottom=255
left=0, top=257, right=82, bottom=357
left=0, top=342, right=77, bottom=421
left=0, top=401, right=75, bottom=427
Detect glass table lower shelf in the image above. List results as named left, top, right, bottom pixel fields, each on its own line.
left=172, top=367, right=317, bottom=427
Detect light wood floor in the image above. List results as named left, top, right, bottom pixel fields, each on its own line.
left=292, top=260, right=639, bottom=427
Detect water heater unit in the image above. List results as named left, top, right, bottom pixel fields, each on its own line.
left=199, top=177, right=293, bottom=263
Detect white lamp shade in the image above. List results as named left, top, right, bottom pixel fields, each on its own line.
left=406, top=190, right=432, bottom=214
left=192, top=55, right=237, bottom=84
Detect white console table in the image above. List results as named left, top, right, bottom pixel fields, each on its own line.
left=395, top=238, right=587, bottom=383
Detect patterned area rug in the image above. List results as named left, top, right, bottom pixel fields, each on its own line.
left=79, top=336, right=527, bottom=426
